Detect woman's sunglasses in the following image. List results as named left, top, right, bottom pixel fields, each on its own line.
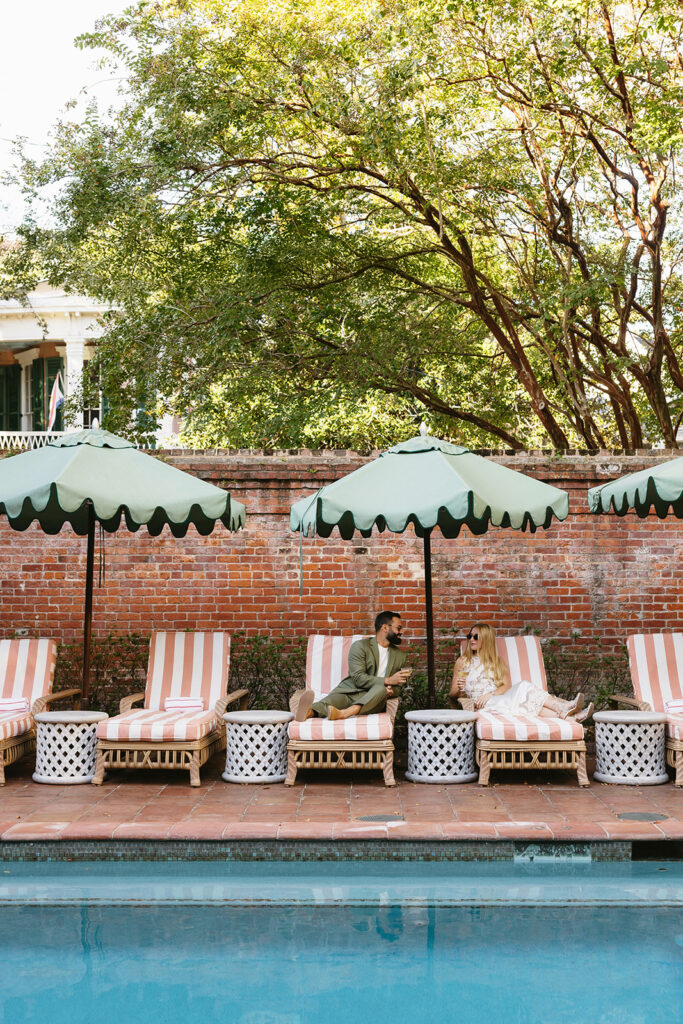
left=467, top=632, right=479, bottom=641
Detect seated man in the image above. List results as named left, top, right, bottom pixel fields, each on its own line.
left=294, top=611, right=411, bottom=721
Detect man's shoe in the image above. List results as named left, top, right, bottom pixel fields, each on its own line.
left=326, top=706, right=342, bottom=721
left=293, top=689, right=316, bottom=722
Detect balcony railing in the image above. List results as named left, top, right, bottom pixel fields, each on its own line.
left=0, top=431, right=66, bottom=451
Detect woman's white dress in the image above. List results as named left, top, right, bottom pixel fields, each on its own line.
left=463, top=656, right=546, bottom=716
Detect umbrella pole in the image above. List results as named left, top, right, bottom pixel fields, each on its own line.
left=423, top=530, right=436, bottom=707
left=82, top=502, right=95, bottom=708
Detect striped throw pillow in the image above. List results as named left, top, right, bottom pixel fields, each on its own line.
left=664, top=699, right=683, bottom=713
left=163, top=697, right=205, bottom=713
left=0, top=697, right=30, bottom=714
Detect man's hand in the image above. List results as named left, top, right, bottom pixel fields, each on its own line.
left=386, top=668, right=411, bottom=688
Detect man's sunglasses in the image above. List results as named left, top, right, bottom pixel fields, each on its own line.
left=466, top=632, right=479, bottom=641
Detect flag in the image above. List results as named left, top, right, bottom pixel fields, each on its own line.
left=47, top=374, right=64, bottom=431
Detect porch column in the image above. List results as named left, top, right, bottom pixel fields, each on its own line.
left=64, top=339, right=86, bottom=429
left=14, top=347, right=39, bottom=430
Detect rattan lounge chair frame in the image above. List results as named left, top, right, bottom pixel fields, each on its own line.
left=0, top=688, right=82, bottom=785
left=610, top=692, right=682, bottom=786
left=476, top=738, right=589, bottom=786
left=285, top=696, right=399, bottom=787
left=457, top=695, right=589, bottom=788
left=93, top=687, right=249, bottom=787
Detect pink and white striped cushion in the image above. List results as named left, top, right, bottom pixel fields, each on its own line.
left=665, top=699, right=683, bottom=713
left=144, top=632, right=230, bottom=711
left=289, top=712, right=393, bottom=742
left=496, top=636, right=548, bottom=690
left=0, top=697, right=30, bottom=714
left=627, top=634, right=683, bottom=711
left=0, top=712, right=34, bottom=741
left=0, top=638, right=57, bottom=706
left=164, top=697, right=205, bottom=712
left=666, top=714, right=683, bottom=742
left=305, top=635, right=365, bottom=698
left=476, top=710, right=583, bottom=742
left=97, top=709, right=217, bottom=743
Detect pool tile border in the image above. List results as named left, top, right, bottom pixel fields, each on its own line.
left=0, top=839, right=637, bottom=862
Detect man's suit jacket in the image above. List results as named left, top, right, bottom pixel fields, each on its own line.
left=334, top=636, right=406, bottom=696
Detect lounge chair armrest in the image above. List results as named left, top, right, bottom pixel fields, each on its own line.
left=609, top=693, right=651, bottom=711
left=457, top=697, right=476, bottom=711
left=386, top=696, right=399, bottom=724
left=119, top=691, right=145, bottom=713
left=216, top=689, right=250, bottom=717
left=32, top=688, right=82, bottom=714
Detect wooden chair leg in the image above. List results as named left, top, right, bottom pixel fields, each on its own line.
left=285, top=749, right=298, bottom=786
left=92, top=746, right=106, bottom=785
left=576, top=750, right=590, bottom=788
left=478, top=749, right=491, bottom=786
left=674, top=750, right=683, bottom=787
left=0, top=754, right=5, bottom=786
left=383, top=751, right=396, bottom=787
left=189, top=751, right=201, bottom=787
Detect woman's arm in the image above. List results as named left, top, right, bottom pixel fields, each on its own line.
left=474, top=665, right=512, bottom=709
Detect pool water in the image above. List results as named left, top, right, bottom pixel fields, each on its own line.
left=0, top=862, right=681, bottom=1024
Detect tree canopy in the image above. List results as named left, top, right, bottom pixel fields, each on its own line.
left=9, top=0, right=683, bottom=449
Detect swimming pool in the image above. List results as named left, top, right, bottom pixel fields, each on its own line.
left=1, top=861, right=681, bottom=1024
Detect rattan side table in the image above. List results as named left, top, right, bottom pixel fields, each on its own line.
left=593, top=710, right=669, bottom=785
left=405, top=709, right=478, bottom=783
left=223, top=710, right=294, bottom=783
left=33, top=710, right=109, bottom=785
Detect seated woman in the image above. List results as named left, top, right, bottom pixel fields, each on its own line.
left=450, top=623, right=593, bottom=722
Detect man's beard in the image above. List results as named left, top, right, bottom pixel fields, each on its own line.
left=388, top=634, right=402, bottom=646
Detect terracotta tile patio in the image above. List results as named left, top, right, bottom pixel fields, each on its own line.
left=0, top=754, right=680, bottom=843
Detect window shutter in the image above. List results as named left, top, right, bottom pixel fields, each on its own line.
left=7, top=365, right=21, bottom=430
left=31, top=357, right=44, bottom=431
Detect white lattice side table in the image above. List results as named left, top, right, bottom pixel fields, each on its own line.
left=223, top=710, right=294, bottom=784
left=33, top=710, right=109, bottom=785
left=593, top=711, right=669, bottom=786
left=405, top=710, right=478, bottom=784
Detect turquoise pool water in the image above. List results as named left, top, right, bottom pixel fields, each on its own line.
left=0, top=862, right=681, bottom=1024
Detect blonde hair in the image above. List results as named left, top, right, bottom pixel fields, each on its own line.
left=462, top=623, right=506, bottom=686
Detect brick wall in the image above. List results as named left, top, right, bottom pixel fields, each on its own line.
left=1, top=449, right=681, bottom=662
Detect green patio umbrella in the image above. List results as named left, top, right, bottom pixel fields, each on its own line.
left=0, top=428, right=246, bottom=700
left=588, top=456, right=683, bottom=518
left=290, top=431, right=568, bottom=705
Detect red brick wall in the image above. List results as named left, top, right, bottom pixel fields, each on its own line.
left=1, top=449, right=681, bottom=658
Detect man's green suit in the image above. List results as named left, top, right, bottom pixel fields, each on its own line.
left=311, top=637, right=407, bottom=717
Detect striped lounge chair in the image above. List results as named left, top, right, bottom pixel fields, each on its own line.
left=93, top=631, right=248, bottom=787
left=613, top=634, right=683, bottom=786
left=0, top=638, right=80, bottom=785
left=286, top=635, right=399, bottom=787
left=466, top=636, right=589, bottom=787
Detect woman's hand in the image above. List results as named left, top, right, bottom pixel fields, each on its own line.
left=450, top=657, right=467, bottom=697
left=474, top=694, right=491, bottom=709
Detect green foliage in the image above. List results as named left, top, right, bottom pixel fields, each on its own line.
left=7, top=0, right=683, bottom=449
left=228, top=633, right=308, bottom=709
left=542, top=638, right=632, bottom=711
left=54, top=632, right=150, bottom=715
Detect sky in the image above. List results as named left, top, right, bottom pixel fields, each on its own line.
left=0, top=0, right=131, bottom=232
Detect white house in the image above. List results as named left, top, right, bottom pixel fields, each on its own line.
left=0, top=281, right=109, bottom=448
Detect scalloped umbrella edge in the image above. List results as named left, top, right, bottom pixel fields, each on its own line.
left=587, top=456, right=683, bottom=519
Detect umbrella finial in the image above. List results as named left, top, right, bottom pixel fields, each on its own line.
left=419, top=421, right=428, bottom=437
